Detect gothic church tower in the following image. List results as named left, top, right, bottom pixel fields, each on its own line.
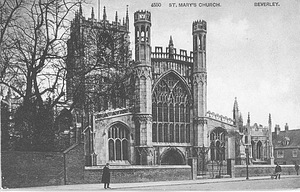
left=192, top=20, right=208, bottom=147
left=133, top=10, right=154, bottom=165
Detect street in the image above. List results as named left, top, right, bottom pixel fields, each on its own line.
left=8, top=176, right=300, bottom=191
left=117, top=177, right=300, bottom=191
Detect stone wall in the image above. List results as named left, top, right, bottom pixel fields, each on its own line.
left=2, top=151, right=65, bottom=188
left=234, top=165, right=297, bottom=178
left=84, top=165, right=192, bottom=184
left=64, top=143, right=85, bottom=184
left=1, top=143, right=84, bottom=188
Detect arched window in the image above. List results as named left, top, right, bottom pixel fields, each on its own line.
left=210, top=128, right=226, bottom=161
left=257, top=141, right=262, bottom=160
left=108, top=123, right=129, bottom=161
left=152, top=72, right=191, bottom=143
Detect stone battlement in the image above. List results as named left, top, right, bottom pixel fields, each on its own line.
left=94, top=106, right=134, bottom=119
left=151, top=46, right=193, bottom=63
left=193, top=20, right=207, bottom=33
left=206, top=111, right=234, bottom=125
left=134, top=10, right=151, bottom=23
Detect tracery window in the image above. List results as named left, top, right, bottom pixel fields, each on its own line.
left=108, top=124, right=129, bottom=161
left=210, top=128, right=226, bottom=161
left=152, top=72, right=191, bottom=143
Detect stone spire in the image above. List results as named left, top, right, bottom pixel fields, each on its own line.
left=115, top=11, right=118, bottom=23
left=233, top=97, right=239, bottom=124
left=91, top=7, right=95, bottom=19
left=103, top=6, right=107, bottom=20
left=168, top=36, right=174, bottom=58
left=79, top=2, right=82, bottom=15
left=126, top=5, right=129, bottom=31
left=247, top=112, right=250, bottom=125
left=169, top=35, right=174, bottom=47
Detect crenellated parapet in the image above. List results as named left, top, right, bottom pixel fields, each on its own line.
left=192, top=20, right=207, bottom=34
left=134, top=10, right=151, bottom=23
left=151, top=46, right=193, bottom=63
left=206, top=111, right=234, bottom=125
left=94, top=106, right=134, bottom=120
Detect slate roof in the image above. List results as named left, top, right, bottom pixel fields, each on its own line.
left=272, top=129, right=300, bottom=149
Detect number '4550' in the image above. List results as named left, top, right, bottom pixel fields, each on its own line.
left=151, top=3, right=161, bottom=7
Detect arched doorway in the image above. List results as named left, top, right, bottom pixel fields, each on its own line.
left=160, top=148, right=185, bottom=165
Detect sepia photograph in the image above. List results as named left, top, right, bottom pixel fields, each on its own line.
left=1, top=0, right=300, bottom=191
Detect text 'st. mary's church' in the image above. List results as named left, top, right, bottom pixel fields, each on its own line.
left=66, top=5, right=274, bottom=176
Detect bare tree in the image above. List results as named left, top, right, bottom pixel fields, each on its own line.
left=1, top=0, right=83, bottom=151
left=0, top=0, right=24, bottom=80
left=1, top=0, right=134, bottom=151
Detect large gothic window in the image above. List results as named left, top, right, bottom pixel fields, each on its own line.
left=152, top=72, right=191, bottom=143
left=210, top=128, right=226, bottom=161
left=108, top=124, right=129, bottom=161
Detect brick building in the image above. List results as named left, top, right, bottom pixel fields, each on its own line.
left=272, top=124, right=300, bottom=165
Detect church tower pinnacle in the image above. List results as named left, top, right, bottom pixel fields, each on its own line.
left=103, top=6, right=107, bottom=20
left=168, top=35, right=174, bottom=58
left=126, top=5, right=129, bottom=31
left=233, top=97, right=239, bottom=122
left=133, top=10, right=153, bottom=165
left=192, top=19, right=207, bottom=147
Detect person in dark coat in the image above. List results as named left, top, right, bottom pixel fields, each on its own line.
left=275, top=162, right=282, bottom=179
left=101, top=163, right=110, bottom=189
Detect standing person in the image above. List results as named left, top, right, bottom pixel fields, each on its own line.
left=275, top=162, right=282, bottom=179
left=101, top=163, right=111, bottom=189
left=295, top=162, right=299, bottom=175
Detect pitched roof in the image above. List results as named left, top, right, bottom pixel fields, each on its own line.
left=272, top=129, right=300, bottom=149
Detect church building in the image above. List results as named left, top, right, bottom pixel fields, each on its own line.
left=66, top=5, right=274, bottom=177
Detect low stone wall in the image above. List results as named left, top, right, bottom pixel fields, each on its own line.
left=1, top=143, right=84, bottom=188
left=84, top=165, right=192, bottom=184
left=2, top=151, right=65, bottom=188
left=234, top=165, right=297, bottom=178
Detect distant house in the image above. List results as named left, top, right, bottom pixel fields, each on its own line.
left=272, top=124, right=300, bottom=165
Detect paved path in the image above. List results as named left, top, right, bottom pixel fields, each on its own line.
left=6, top=175, right=299, bottom=191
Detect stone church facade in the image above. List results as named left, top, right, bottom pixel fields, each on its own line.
left=66, top=6, right=274, bottom=176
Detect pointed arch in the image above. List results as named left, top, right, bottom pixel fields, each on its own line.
left=152, top=70, right=191, bottom=96
left=152, top=70, right=192, bottom=144
left=160, top=147, right=185, bottom=165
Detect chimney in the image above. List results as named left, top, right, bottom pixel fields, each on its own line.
left=285, top=123, right=289, bottom=131
left=275, top=124, right=280, bottom=135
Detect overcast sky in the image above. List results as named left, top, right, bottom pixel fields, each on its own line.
left=82, top=0, right=300, bottom=130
